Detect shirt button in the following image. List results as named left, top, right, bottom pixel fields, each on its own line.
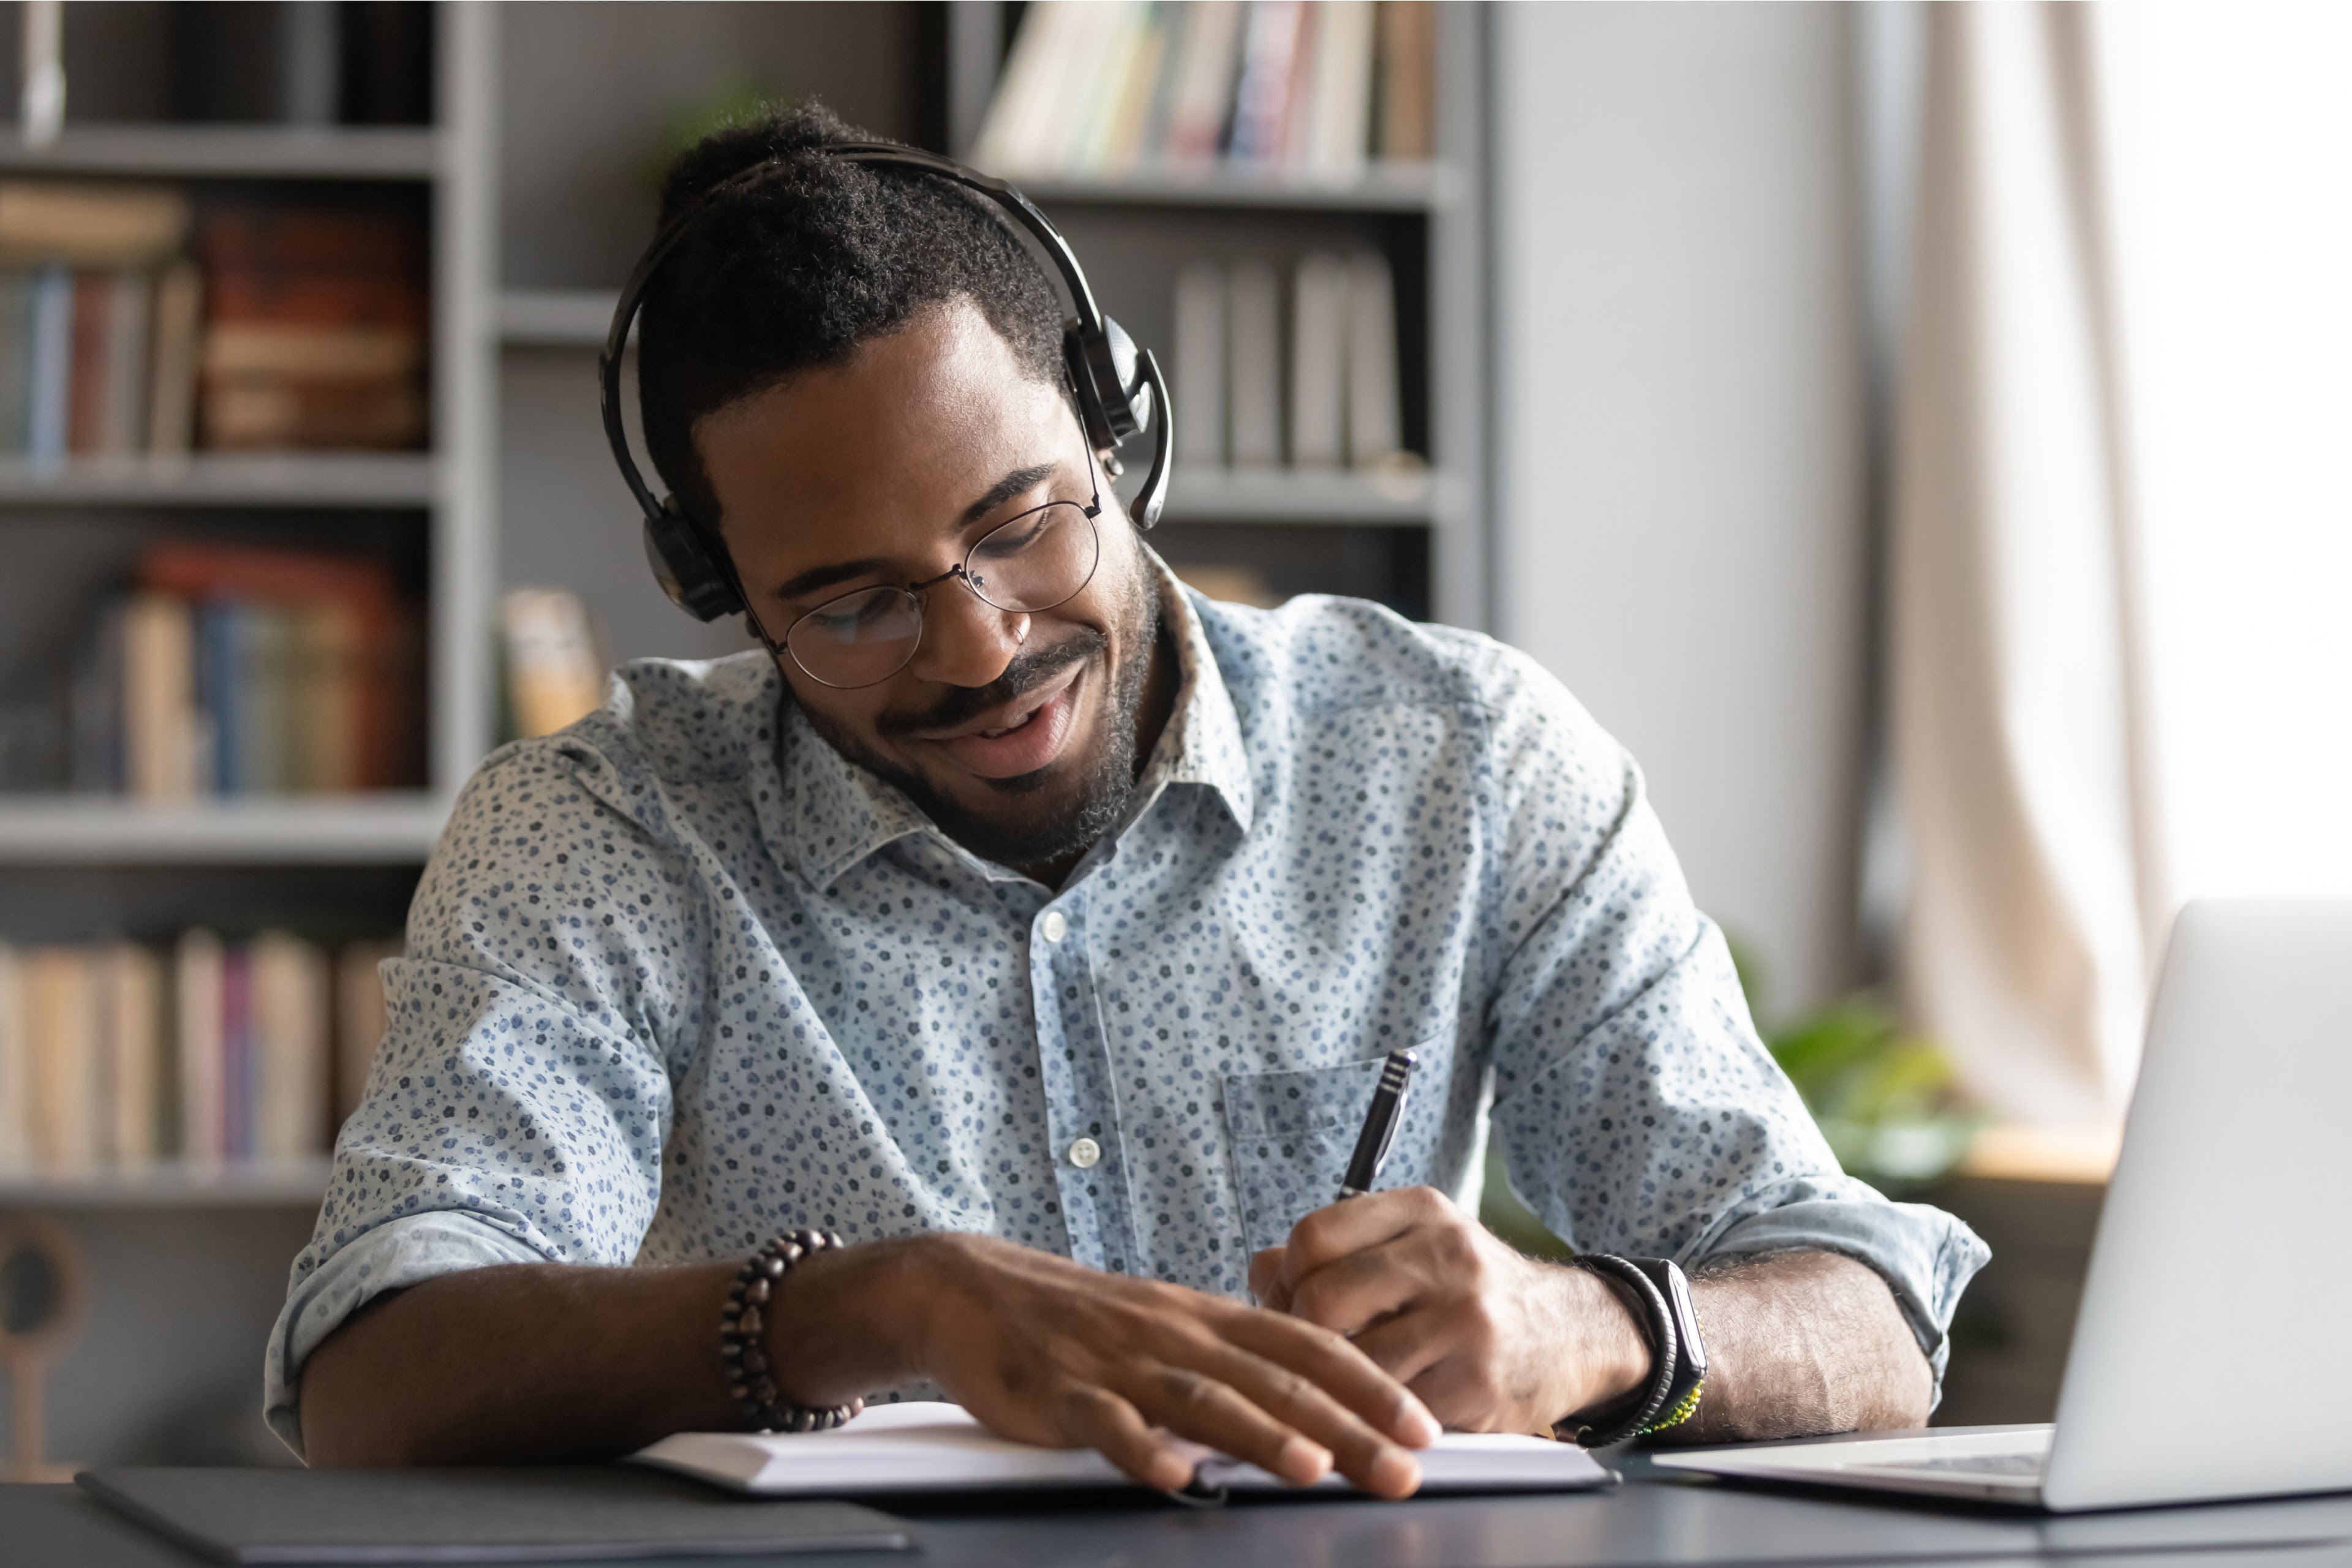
left=1067, top=1136, right=1101, bottom=1169
left=1041, top=911, right=1068, bottom=943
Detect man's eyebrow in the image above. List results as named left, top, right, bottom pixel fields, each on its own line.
left=775, top=557, right=892, bottom=604
left=774, top=462, right=1065, bottom=603
left=959, top=462, right=1060, bottom=527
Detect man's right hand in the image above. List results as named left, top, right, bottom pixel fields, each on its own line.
left=771, top=1232, right=1439, bottom=1497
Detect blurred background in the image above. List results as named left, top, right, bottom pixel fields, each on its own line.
left=0, top=0, right=2345, bottom=1472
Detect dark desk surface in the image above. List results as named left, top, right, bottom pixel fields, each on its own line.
left=9, top=1455, right=2352, bottom=1568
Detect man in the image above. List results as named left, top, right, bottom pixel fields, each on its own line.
left=277, top=108, right=1984, bottom=1497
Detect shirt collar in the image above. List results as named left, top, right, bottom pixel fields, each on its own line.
left=760, top=552, right=1254, bottom=892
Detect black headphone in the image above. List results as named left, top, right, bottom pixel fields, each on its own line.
left=599, top=140, right=1173, bottom=626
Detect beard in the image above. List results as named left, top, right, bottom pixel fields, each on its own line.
left=790, top=564, right=1162, bottom=875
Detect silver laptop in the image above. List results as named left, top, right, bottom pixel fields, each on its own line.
left=1654, top=899, right=2352, bottom=1511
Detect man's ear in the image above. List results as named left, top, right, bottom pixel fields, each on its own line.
left=1098, top=446, right=1125, bottom=480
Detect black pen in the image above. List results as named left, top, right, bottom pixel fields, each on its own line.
left=1336, top=1050, right=1417, bottom=1200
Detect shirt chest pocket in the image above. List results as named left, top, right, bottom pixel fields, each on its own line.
left=1221, top=1043, right=1447, bottom=1257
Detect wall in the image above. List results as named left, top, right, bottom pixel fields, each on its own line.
left=1491, top=2, right=1868, bottom=1017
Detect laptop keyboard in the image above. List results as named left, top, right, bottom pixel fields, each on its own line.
left=1855, top=1451, right=2048, bottom=1479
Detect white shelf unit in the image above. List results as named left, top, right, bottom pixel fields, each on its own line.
left=0, top=125, right=439, bottom=180
left=0, top=8, right=497, bottom=867
left=0, top=796, right=446, bottom=864
left=0, top=453, right=437, bottom=508
left=0, top=1158, right=331, bottom=1210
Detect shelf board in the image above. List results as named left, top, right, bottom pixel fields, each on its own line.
left=499, top=288, right=622, bottom=349
left=0, top=795, right=448, bottom=864
left=0, top=1158, right=331, bottom=1209
left=1159, top=466, right=1440, bottom=525
left=1014, top=160, right=1452, bottom=213
left=0, top=124, right=438, bottom=181
left=0, top=452, right=436, bottom=508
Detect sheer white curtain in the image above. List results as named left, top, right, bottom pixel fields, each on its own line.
left=1893, top=2, right=2352, bottom=1123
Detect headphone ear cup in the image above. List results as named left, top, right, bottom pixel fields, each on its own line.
left=1065, top=314, right=1150, bottom=450
left=641, top=499, right=745, bottom=623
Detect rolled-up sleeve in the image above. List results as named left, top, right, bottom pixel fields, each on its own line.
left=1472, top=643, right=1987, bottom=1395
left=265, top=742, right=695, bottom=1455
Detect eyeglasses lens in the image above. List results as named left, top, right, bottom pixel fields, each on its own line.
left=784, top=500, right=1101, bottom=689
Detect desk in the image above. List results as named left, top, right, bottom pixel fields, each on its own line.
left=6, top=1457, right=2351, bottom=1568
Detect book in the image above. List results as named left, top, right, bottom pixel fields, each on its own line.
left=100, top=269, right=154, bottom=453
left=1305, top=0, right=1378, bottom=179
left=28, top=946, right=99, bottom=1172
left=1162, top=1, right=1246, bottom=166
left=1290, top=252, right=1346, bottom=469
left=637, top=1401, right=1611, bottom=1497
left=0, top=946, right=27, bottom=1168
left=221, top=941, right=253, bottom=1160
left=1345, top=248, right=1401, bottom=467
left=1228, top=1, right=1308, bottom=166
left=99, top=943, right=164, bottom=1165
left=177, top=930, right=225, bottom=1166
left=1374, top=0, right=1436, bottom=160
left=970, top=1, right=1088, bottom=176
left=1276, top=1, right=1322, bottom=172
left=1099, top=3, right=1175, bottom=174
left=67, top=268, right=110, bottom=454
left=295, top=598, right=366, bottom=793
left=1173, top=263, right=1228, bottom=469
left=1226, top=261, right=1282, bottom=467
left=502, top=588, right=606, bottom=739
left=334, top=940, right=401, bottom=1126
left=25, top=263, right=73, bottom=468
left=195, top=205, right=428, bottom=451
left=0, top=183, right=190, bottom=266
left=140, top=540, right=419, bottom=792
left=146, top=260, right=203, bottom=456
left=252, top=931, right=328, bottom=1159
left=124, top=594, right=200, bottom=801
left=0, top=271, right=31, bottom=451
left=1063, top=2, right=1149, bottom=175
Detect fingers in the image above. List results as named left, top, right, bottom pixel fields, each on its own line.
left=1059, top=1384, right=1204, bottom=1493
left=1275, top=1188, right=1450, bottom=1300
left=1284, top=1238, right=1423, bottom=1338
left=1248, top=1245, right=1289, bottom=1310
left=1223, top=1307, right=1441, bottom=1449
left=1120, top=1364, right=1336, bottom=1489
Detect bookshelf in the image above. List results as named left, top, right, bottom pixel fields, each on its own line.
left=0, top=1, right=1491, bottom=1466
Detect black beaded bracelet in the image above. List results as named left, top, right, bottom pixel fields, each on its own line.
left=721, top=1229, right=864, bottom=1434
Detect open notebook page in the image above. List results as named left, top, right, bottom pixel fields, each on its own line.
left=635, top=1401, right=1611, bottom=1496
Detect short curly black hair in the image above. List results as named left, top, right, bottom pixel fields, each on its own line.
left=637, top=102, right=1066, bottom=527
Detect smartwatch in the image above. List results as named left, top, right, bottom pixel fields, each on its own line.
left=1562, top=1255, right=1708, bottom=1447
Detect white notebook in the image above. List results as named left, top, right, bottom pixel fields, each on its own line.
left=636, top=1401, right=1610, bottom=1498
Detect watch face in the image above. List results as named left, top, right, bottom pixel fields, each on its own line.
left=1664, top=1264, right=1708, bottom=1374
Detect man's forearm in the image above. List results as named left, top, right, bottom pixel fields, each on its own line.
left=300, top=1242, right=927, bottom=1467
left=1662, top=1250, right=1932, bottom=1442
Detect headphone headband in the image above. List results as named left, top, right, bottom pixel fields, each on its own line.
left=601, top=139, right=1172, bottom=625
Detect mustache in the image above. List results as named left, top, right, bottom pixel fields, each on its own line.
left=875, top=628, right=1107, bottom=739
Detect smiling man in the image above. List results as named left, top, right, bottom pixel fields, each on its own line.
left=276, top=108, right=1986, bottom=1494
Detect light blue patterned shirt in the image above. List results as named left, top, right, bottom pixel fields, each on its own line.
left=266, top=567, right=1985, bottom=1452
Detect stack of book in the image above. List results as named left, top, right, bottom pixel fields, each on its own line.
left=72, top=541, right=424, bottom=799
left=0, top=932, right=401, bottom=1172
left=0, top=181, right=431, bottom=464
left=0, top=183, right=203, bottom=465
left=196, top=205, right=428, bottom=451
left=1174, top=250, right=1405, bottom=472
left=973, top=0, right=1435, bottom=182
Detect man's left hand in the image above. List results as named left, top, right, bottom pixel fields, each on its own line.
left=1250, top=1187, right=1651, bottom=1435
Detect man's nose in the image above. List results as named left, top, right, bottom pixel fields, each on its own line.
left=905, top=577, right=1027, bottom=689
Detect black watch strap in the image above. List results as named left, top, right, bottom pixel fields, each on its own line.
left=1564, top=1255, right=1708, bottom=1447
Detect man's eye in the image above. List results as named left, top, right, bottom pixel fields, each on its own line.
left=810, top=594, right=895, bottom=636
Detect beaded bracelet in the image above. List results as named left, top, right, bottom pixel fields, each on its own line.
left=720, top=1229, right=864, bottom=1434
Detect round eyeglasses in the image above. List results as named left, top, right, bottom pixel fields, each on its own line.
left=780, top=496, right=1102, bottom=688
